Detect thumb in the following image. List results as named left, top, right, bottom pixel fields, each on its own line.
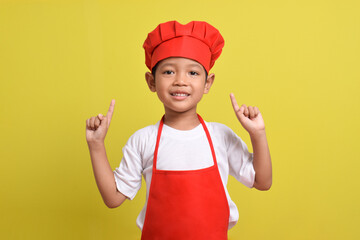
left=237, top=106, right=248, bottom=123
left=238, top=105, right=245, bottom=115
left=98, top=114, right=107, bottom=127
left=236, top=105, right=245, bottom=118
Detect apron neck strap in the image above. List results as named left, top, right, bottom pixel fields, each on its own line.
left=153, top=114, right=218, bottom=173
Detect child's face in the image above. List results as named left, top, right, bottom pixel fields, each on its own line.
left=145, top=57, right=215, bottom=115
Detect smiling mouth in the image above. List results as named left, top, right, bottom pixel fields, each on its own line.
left=170, top=93, right=190, bottom=97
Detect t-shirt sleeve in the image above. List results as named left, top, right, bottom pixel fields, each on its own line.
left=113, top=133, right=143, bottom=200
left=226, top=127, right=255, bottom=188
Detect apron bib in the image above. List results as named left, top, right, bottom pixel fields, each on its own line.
left=141, top=114, right=229, bottom=240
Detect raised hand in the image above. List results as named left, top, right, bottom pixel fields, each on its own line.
left=86, top=99, right=115, bottom=144
left=230, top=93, right=265, bottom=136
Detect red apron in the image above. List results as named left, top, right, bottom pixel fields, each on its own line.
left=141, top=114, right=230, bottom=240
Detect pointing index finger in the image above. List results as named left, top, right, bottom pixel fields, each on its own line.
left=107, top=99, right=115, bottom=124
left=230, top=93, right=240, bottom=112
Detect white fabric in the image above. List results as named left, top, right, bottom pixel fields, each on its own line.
left=113, top=121, right=255, bottom=230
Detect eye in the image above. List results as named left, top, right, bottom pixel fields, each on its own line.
left=189, top=71, right=199, bottom=76
left=163, top=70, right=174, bottom=75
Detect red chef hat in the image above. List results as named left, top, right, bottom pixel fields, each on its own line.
left=143, top=20, right=225, bottom=73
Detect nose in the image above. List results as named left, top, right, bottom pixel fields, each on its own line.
left=173, top=72, right=187, bottom=86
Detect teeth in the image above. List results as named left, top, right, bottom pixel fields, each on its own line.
left=172, top=93, right=188, bottom=96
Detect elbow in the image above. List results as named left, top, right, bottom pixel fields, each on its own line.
left=105, top=202, right=119, bottom=209
left=104, top=200, right=122, bottom=209
left=258, top=184, right=272, bottom=191
left=107, top=204, right=120, bottom=209
left=103, top=193, right=127, bottom=208
left=253, top=180, right=272, bottom=191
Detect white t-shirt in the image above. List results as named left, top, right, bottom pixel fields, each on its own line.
left=113, top=121, right=255, bottom=230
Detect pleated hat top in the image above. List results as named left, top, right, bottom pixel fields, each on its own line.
left=143, top=21, right=225, bottom=73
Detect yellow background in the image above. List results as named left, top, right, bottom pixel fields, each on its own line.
left=1, top=0, right=359, bottom=239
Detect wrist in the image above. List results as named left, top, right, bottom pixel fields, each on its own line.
left=87, top=140, right=105, bottom=150
left=249, top=129, right=266, bottom=140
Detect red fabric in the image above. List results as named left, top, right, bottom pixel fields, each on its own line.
left=143, top=21, right=225, bottom=73
left=141, top=115, right=229, bottom=240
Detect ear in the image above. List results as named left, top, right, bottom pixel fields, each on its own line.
left=204, top=73, right=215, bottom=94
left=145, top=72, right=156, bottom=92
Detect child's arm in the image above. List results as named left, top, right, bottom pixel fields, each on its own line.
left=230, top=94, right=272, bottom=190
left=86, top=100, right=127, bottom=208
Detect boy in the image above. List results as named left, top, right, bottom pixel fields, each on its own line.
left=86, top=20, right=272, bottom=239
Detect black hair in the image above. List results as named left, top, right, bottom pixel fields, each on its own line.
left=151, top=60, right=209, bottom=82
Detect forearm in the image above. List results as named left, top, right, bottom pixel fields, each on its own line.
left=87, top=141, right=126, bottom=208
left=250, top=130, right=272, bottom=190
